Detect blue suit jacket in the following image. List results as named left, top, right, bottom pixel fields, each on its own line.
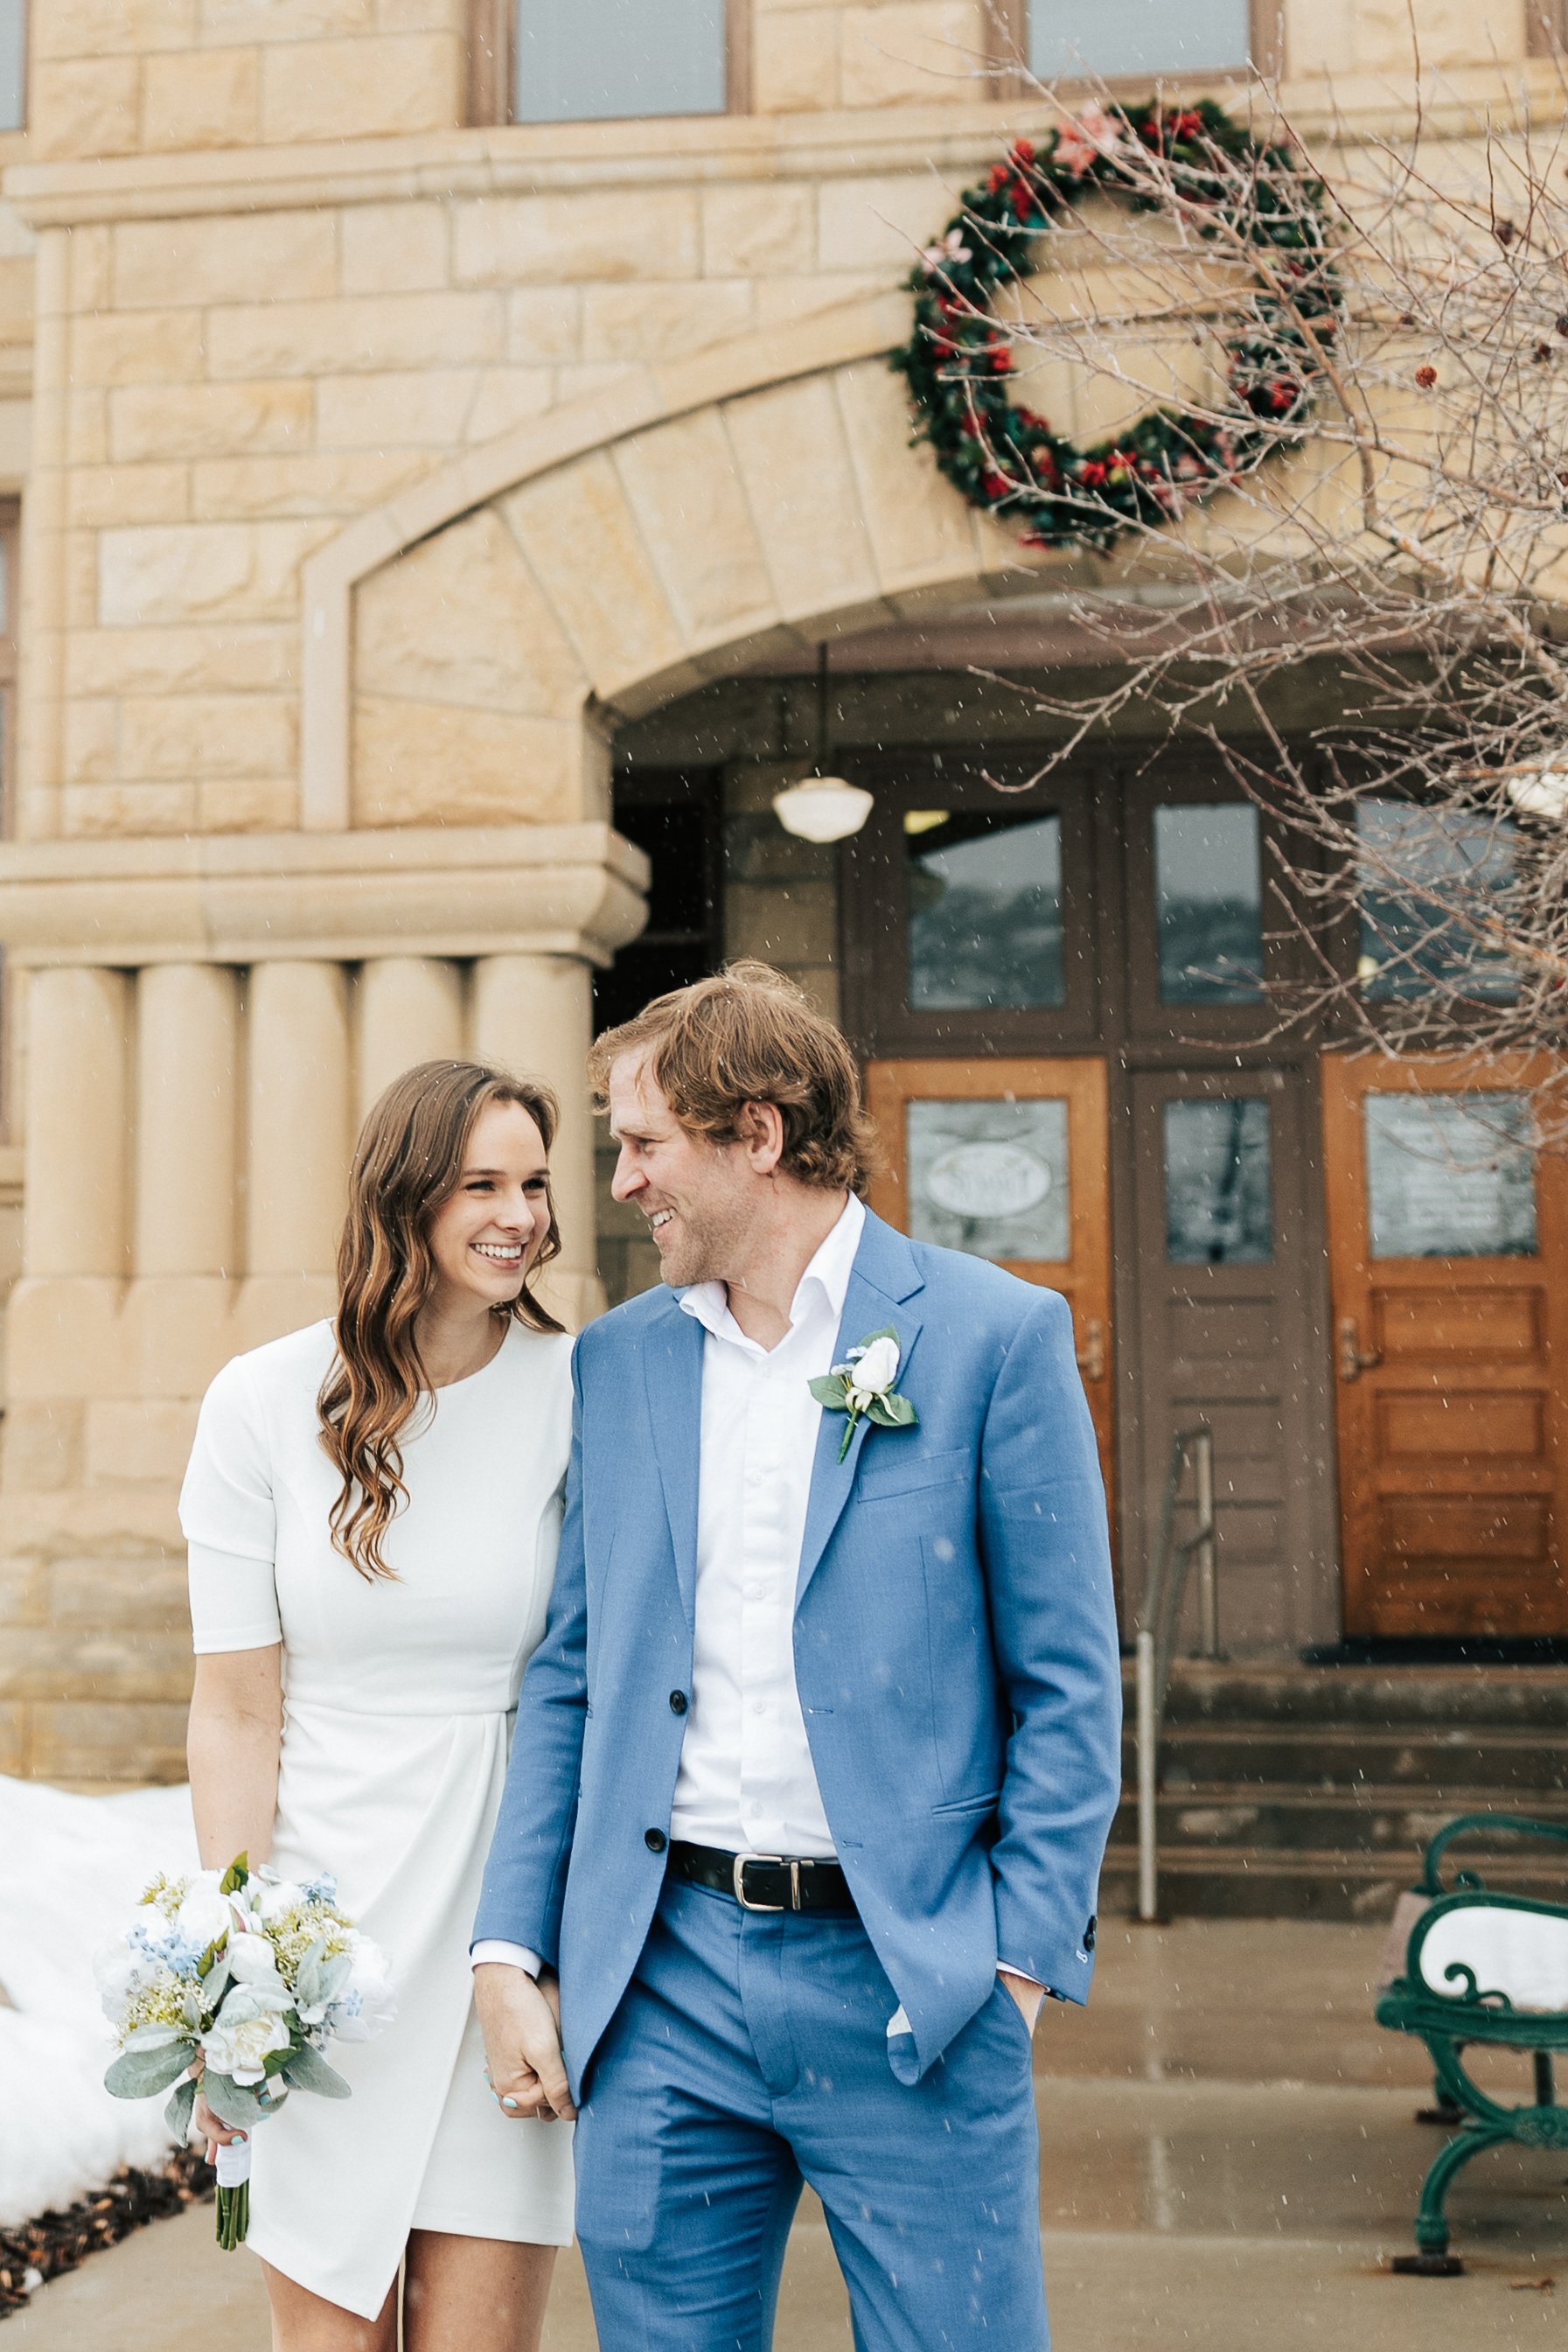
left=475, top=1208, right=1123, bottom=2094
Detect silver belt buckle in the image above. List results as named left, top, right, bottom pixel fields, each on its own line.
left=733, top=1853, right=787, bottom=1912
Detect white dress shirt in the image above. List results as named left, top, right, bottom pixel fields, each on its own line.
left=667, top=1190, right=864, bottom=1855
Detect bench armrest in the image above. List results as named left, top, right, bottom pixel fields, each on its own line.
left=1418, top=1812, right=1568, bottom=1898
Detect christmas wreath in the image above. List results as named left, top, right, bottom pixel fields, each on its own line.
left=891, top=100, right=1337, bottom=550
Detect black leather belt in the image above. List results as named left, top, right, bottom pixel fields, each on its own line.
left=668, top=1841, right=857, bottom=1916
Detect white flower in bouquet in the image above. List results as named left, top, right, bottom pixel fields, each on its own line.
left=327, top=1933, right=397, bottom=2043
left=204, top=1986, right=295, bottom=2086
left=247, top=1872, right=307, bottom=1925
left=226, top=1930, right=283, bottom=1986
left=174, top=1871, right=235, bottom=1953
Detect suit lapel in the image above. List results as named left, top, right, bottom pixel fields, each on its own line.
left=795, top=1214, right=925, bottom=1605
left=642, top=1299, right=705, bottom=1632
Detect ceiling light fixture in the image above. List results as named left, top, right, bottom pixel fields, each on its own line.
left=771, top=645, right=874, bottom=843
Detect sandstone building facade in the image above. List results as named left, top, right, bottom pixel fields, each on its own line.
left=0, top=3, right=1563, bottom=1785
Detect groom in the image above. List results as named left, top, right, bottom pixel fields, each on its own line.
left=472, top=962, right=1122, bottom=2349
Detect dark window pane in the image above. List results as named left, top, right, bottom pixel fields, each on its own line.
left=906, top=1098, right=1070, bottom=1261
left=0, top=0, right=21, bottom=133
left=594, top=940, right=714, bottom=1036
left=1153, top=804, right=1263, bottom=1004
left=906, top=808, right=1063, bottom=1012
left=1031, top=0, right=1248, bottom=76
left=514, top=0, right=724, bottom=122
left=1356, top=800, right=1521, bottom=1002
left=1364, top=1092, right=1537, bottom=1259
left=1164, top=1098, right=1273, bottom=1264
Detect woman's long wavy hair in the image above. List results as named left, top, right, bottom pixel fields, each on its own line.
left=317, top=1060, right=565, bottom=1581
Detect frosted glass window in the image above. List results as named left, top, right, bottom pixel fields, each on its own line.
left=906, top=809, right=1063, bottom=1011
left=1356, top=800, right=1520, bottom=1002
left=1363, top=1092, right=1537, bottom=1260
left=1164, top=1098, right=1272, bottom=1264
left=0, top=0, right=23, bottom=131
left=514, top=0, right=724, bottom=123
left=906, top=1099, right=1070, bottom=1262
left=1153, top=803, right=1263, bottom=1003
left=1031, top=0, right=1250, bottom=79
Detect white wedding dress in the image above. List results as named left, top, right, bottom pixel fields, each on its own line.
left=179, top=1317, right=575, bottom=2319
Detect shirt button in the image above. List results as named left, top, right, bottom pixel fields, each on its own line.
left=669, top=1690, right=687, bottom=1715
left=645, top=1828, right=667, bottom=1853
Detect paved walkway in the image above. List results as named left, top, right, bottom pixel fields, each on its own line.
left=11, top=1918, right=1566, bottom=2349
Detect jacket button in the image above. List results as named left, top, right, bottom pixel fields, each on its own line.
left=645, top=1828, right=667, bottom=1853
left=669, top=1690, right=688, bottom=1715
left=1084, top=1915, right=1097, bottom=1952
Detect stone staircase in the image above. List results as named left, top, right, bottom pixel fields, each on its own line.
left=1099, top=1663, right=1568, bottom=1921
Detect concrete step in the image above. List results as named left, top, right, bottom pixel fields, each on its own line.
left=1105, top=1786, right=1568, bottom=1860
left=1134, top=1661, right=1568, bottom=1731
left=1125, top=1727, right=1568, bottom=1795
left=1098, top=1843, right=1568, bottom=1923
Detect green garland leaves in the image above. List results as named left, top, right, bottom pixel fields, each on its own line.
left=891, top=100, right=1337, bottom=551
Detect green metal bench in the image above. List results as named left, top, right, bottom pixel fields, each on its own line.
left=1375, top=1813, right=1568, bottom=2275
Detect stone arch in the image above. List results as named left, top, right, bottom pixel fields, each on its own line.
left=300, top=295, right=1080, bottom=833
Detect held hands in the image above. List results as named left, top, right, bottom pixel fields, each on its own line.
left=474, top=1962, right=576, bottom=2123
left=188, top=2055, right=246, bottom=2161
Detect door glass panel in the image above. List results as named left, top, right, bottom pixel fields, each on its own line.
left=905, top=809, right=1063, bottom=1012
left=1031, top=0, right=1249, bottom=77
left=1363, top=1092, right=1537, bottom=1259
left=1153, top=804, right=1264, bottom=1003
left=1163, top=1098, right=1274, bottom=1264
left=1356, top=800, right=1521, bottom=1002
left=905, top=1099, right=1070, bottom=1260
left=513, top=0, right=725, bottom=123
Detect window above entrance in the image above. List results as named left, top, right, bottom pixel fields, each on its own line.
left=0, top=0, right=18, bottom=133
left=474, top=0, right=735, bottom=123
left=1028, top=0, right=1251, bottom=80
left=1355, top=800, right=1522, bottom=1004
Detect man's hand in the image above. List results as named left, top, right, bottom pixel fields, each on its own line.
left=1000, top=1971, right=1044, bottom=2036
left=474, top=1962, right=576, bottom=2122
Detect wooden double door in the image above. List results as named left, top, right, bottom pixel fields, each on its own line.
left=1323, top=1056, right=1568, bottom=1637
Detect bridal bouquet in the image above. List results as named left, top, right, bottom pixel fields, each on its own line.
left=96, top=1853, right=394, bottom=2249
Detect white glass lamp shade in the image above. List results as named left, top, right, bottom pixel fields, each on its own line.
left=1506, top=766, right=1568, bottom=822
left=771, top=775, right=874, bottom=844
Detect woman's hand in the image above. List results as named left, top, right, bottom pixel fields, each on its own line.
left=188, top=2057, right=246, bottom=2160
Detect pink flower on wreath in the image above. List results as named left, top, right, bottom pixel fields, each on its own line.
left=920, top=227, right=973, bottom=276
left=1054, top=106, right=1125, bottom=179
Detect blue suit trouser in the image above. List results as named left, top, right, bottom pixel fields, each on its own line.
left=572, top=1875, right=1049, bottom=2352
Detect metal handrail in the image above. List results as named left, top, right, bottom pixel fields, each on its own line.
left=1134, top=1425, right=1219, bottom=1923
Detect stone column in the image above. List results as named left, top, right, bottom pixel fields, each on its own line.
left=470, top=953, right=603, bottom=1326
left=354, top=956, right=465, bottom=1125
left=24, top=966, right=131, bottom=1275
left=246, top=960, right=352, bottom=1277
left=133, top=964, right=240, bottom=1276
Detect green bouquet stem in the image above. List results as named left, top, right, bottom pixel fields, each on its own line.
left=215, top=2178, right=249, bottom=2250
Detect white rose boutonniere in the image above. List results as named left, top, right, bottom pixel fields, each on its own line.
left=810, top=1326, right=918, bottom=1462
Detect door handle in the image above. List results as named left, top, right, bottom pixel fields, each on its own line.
left=1337, top=1315, right=1382, bottom=1383
left=1076, top=1317, right=1106, bottom=1383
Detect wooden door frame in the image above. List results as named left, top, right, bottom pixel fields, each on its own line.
left=1322, top=1050, right=1568, bottom=1638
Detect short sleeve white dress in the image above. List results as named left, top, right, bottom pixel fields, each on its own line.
left=179, top=1316, right=575, bottom=2321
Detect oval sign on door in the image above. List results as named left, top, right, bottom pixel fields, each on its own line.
left=925, top=1141, right=1052, bottom=1220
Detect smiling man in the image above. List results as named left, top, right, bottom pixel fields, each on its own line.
left=471, top=961, right=1122, bottom=2352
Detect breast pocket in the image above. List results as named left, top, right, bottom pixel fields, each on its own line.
left=856, top=1446, right=973, bottom=1505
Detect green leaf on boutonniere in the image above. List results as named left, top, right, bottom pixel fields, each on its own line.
left=810, top=1325, right=918, bottom=1462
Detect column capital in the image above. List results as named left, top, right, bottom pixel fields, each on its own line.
left=0, top=823, right=649, bottom=970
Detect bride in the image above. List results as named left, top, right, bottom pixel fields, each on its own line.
left=180, top=1060, right=577, bottom=2350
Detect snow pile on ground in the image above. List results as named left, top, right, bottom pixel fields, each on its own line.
left=0, top=1777, right=198, bottom=2226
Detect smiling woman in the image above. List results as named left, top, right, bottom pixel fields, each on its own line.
left=178, top=1057, right=580, bottom=2349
